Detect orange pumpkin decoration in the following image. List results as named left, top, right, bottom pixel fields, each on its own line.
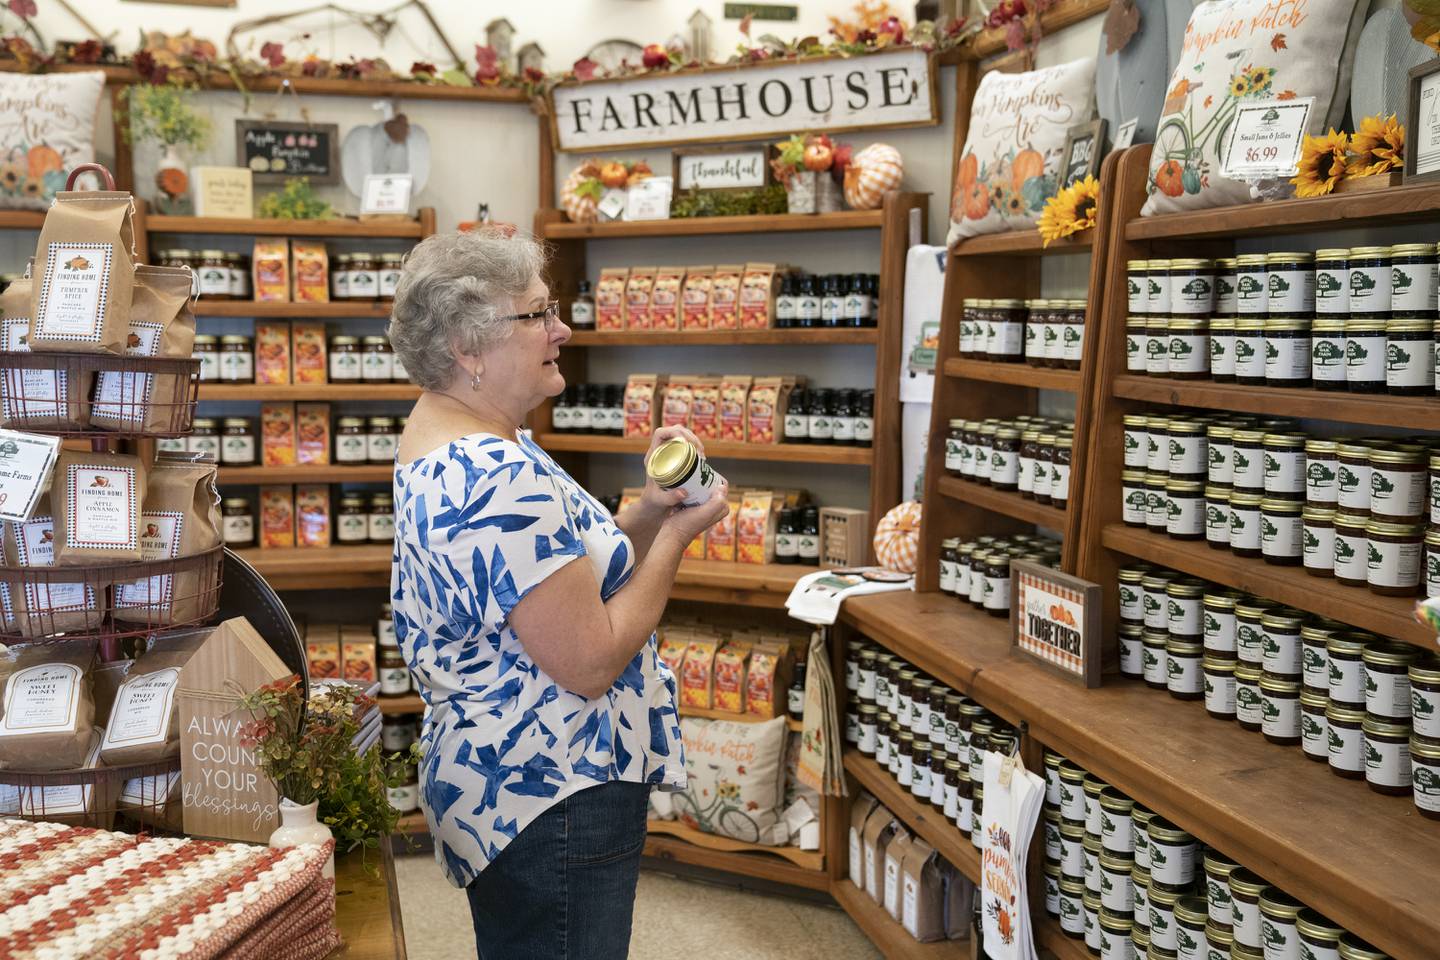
left=26, top=145, right=60, bottom=180
left=962, top=180, right=991, bottom=221
left=1010, top=149, right=1045, bottom=188
left=957, top=152, right=978, bottom=189
left=1154, top=160, right=1186, bottom=198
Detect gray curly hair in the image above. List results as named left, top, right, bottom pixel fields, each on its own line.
left=387, top=231, right=547, bottom=391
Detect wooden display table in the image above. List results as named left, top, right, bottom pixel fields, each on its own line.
left=332, top=844, right=407, bottom=959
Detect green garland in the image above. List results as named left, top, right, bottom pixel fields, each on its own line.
left=671, top=184, right=788, bottom=218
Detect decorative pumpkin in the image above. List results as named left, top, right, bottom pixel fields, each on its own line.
left=873, top=500, right=922, bottom=574
left=600, top=161, right=629, bottom=188
left=803, top=140, right=834, bottom=172
left=626, top=159, right=653, bottom=187
left=961, top=180, right=991, bottom=221
left=1010, top=148, right=1045, bottom=188
left=1153, top=159, right=1185, bottom=198
left=560, top=160, right=602, bottom=223
left=844, top=143, right=903, bottom=210
left=958, top=152, right=978, bottom=189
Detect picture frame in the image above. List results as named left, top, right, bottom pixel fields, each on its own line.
left=1060, top=119, right=1107, bottom=188
left=1405, top=59, right=1440, bottom=183
left=235, top=119, right=341, bottom=186
left=1009, top=560, right=1103, bottom=688
left=672, top=145, right=770, bottom=194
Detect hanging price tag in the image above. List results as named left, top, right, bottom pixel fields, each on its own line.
left=1220, top=97, right=1314, bottom=180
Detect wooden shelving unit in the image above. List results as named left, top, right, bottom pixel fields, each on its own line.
left=935, top=475, right=1068, bottom=530
left=145, top=214, right=426, bottom=239
left=233, top=545, right=392, bottom=590
left=1111, top=374, right=1437, bottom=432
left=644, top=826, right=830, bottom=893
left=950, top=229, right=1093, bottom=257
left=0, top=210, right=44, bottom=230
left=538, top=209, right=885, bottom=240
left=669, top=559, right=807, bottom=609
left=830, top=882, right=967, bottom=959
left=569, top=328, right=878, bottom=347
left=199, top=384, right=420, bottom=402
left=379, top=693, right=424, bottom=716
left=194, top=301, right=395, bottom=319
left=217, top=465, right=393, bottom=484
left=535, top=433, right=874, bottom=466
left=843, top=750, right=979, bottom=883
left=943, top=358, right=1082, bottom=393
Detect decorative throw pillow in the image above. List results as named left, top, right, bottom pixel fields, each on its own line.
left=673, top=715, right=789, bottom=846
left=1140, top=0, right=1368, bottom=217
left=947, top=57, right=1097, bottom=245
left=0, top=71, right=104, bottom=210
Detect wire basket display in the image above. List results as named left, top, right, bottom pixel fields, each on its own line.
left=0, top=756, right=183, bottom=832
left=0, top=545, right=223, bottom=644
left=0, top=351, right=200, bottom=438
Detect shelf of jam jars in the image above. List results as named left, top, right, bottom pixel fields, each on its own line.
left=833, top=589, right=1440, bottom=960
left=942, top=357, right=1082, bottom=393
left=537, top=208, right=887, bottom=241
left=935, top=474, right=1068, bottom=530
left=198, top=384, right=421, bottom=402
left=1110, top=375, right=1437, bottom=433
left=216, top=465, right=395, bottom=484
left=535, top=432, right=875, bottom=466
left=143, top=212, right=431, bottom=240
left=951, top=229, right=1094, bottom=257
left=193, top=301, right=397, bottom=319
left=567, top=328, right=879, bottom=347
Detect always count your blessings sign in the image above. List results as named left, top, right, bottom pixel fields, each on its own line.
left=548, top=48, right=937, bottom=152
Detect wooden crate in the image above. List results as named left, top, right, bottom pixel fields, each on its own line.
left=819, top=507, right=869, bottom=568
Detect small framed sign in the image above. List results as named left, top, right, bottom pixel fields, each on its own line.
left=672, top=145, right=770, bottom=193
left=235, top=119, right=340, bottom=185
left=1111, top=118, right=1138, bottom=153
left=625, top=176, right=674, bottom=221
left=1406, top=60, right=1440, bottom=183
left=1060, top=119, right=1107, bottom=187
left=1010, top=560, right=1103, bottom=688
left=360, top=174, right=413, bottom=215
left=1219, top=97, right=1314, bottom=181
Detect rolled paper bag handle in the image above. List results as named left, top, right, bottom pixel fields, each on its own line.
left=66, top=162, right=117, bottom=191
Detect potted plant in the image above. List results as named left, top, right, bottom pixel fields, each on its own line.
left=773, top=134, right=846, bottom=214
left=239, top=675, right=385, bottom=879
left=120, top=80, right=211, bottom=214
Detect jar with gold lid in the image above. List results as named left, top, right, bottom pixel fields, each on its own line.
left=330, top=335, right=362, bottom=381
left=361, top=336, right=394, bottom=382
left=197, top=249, right=232, bottom=300
left=336, top=416, right=368, bottom=463
left=218, top=335, right=254, bottom=383
left=336, top=493, right=369, bottom=544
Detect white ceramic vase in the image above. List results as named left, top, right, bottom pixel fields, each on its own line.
left=269, top=797, right=335, bottom=879
left=786, top=170, right=817, bottom=214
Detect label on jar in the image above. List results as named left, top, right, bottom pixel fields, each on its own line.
left=990, top=448, right=1018, bottom=486
left=1146, top=334, right=1169, bottom=374
left=1043, top=819, right=1062, bottom=860
left=1142, top=585, right=1167, bottom=628
left=1210, top=331, right=1236, bottom=377
left=944, top=437, right=963, bottom=471
left=369, top=512, right=395, bottom=542
left=1215, top=274, right=1237, bottom=311
left=1122, top=482, right=1148, bottom=525
left=1018, top=455, right=1036, bottom=494
left=1147, top=487, right=1168, bottom=528
left=982, top=572, right=1010, bottom=612
left=1173, top=273, right=1214, bottom=314
left=1259, top=917, right=1298, bottom=960
left=1303, top=521, right=1334, bottom=572
left=222, top=514, right=254, bottom=545
left=1147, top=275, right=1170, bottom=313
left=1232, top=446, right=1264, bottom=490
left=1203, top=607, right=1236, bottom=653
left=1150, top=901, right=1178, bottom=950
left=1127, top=274, right=1145, bottom=313
left=1367, top=668, right=1411, bottom=720
left=1414, top=758, right=1440, bottom=812
left=992, top=319, right=1024, bottom=357
left=1168, top=596, right=1202, bottom=637
left=197, top=349, right=219, bottom=382
left=1062, top=323, right=1084, bottom=363
left=1311, top=332, right=1347, bottom=382
left=1231, top=896, right=1261, bottom=948
left=943, top=781, right=959, bottom=821
left=1315, top=266, right=1348, bottom=313
left=1134, top=830, right=1149, bottom=869
left=1143, top=644, right=1166, bottom=685
left=1167, top=495, right=1204, bottom=537
left=1371, top=467, right=1426, bottom=519
left=1306, top=456, right=1338, bottom=503
left=832, top=415, right=856, bottom=442
left=1337, top=462, right=1370, bottom=513
left=380, top=666, right=410, bottom=696
left=571, top=407, right=592, bottom=431
left=1169, top=333, right=1209, bottom=374
left=387, top=782, right=419, bottom=814
left=1234, top=332, right=1265, bottom=379
left=959, top=319, right=975, bottom=353
left=895, top=752, right=912, bottom=789
left=1236, top=680, right=1263, bottom=725
left=808, top=413, right=832, bottom=441
left=1366, top=537, right=1421, bottom=589
left=1387, top=336, right=1433, bottom=388
left=798, top=533, right=819, bottom=560
left=1236, top=620, right=1265, bottom=664
left=188, top=436, right=221, bottom=463
left=1043, top=321, right=1064, bottom=361
left=955, top=561, right=972, bottom=597
left=1230, top=504, right=1261, bottom=552
left=1208, top=441, right=1233, bottom=485
left=1126, top=331, right=1145, bottom=371
left=198, top=265, right=230, bottom=298
left=1123, top=427, right=1146, bottom=468
left=1236, top=270, right=1267, bottom=313
left=909, top=763, right=931, bottom=798
left=368, top=433, right=398, bottom=463
left=1051, top=461, right=1071, bottom=502
left=1330, top=658, right=1366, bottom=712
left=1346, top=332, right=1387, bottom=383
left=1204, top=670, right=1236, bottom=715
left=1261, top=512, right=1302, bottom=560
left=1059, top=890, right=1085, bottom=934
left=219, top=349, right=253, bottom=382
left=1134, top=873, right=1150, bottom=915
left=1167, top=653, right=1202, bottom=694
left=854, top=416, right=873, bottom=443
left=857, top=667, right=876, bottom=700
left=330, top=350, right=361, bottom=381
left=1101, top=812, right=1133, bottom=857
left=337, top=513, right=368, bottom=543
left=1118, top=581, right=1143, bottom=622
left=1391, top=261, right=1438, bottom=311
left=1119, top=631, right=1143, bottom=675
left=1349, top=265, right=1391, bottom=311
left=938, top=558, right=957, bottom=592
left=1261, top=691, right=1299, bottom=738
left=784, top=412, right=807, bottom=438
left=1267, top=268, right=1314, bottom=313
left=1365, top=732, right=1410, bottom=787
left=1265, top=333, right=1311, bottom=381
left=1421, top=683, right=1440, bottom=739
left=552, top=406, right=573, bottom=431
left=1301, top=708, right=1328, bottom=758
left=1329, top=718, right=1364, bottom=771
left=821, top=296, right=843, bottom=325
left=569, top=300, right=595, bottom=328
left=362, top=351, right=394, bottom=382
left=1168, top=435, right=1206, bottom=477
left=221, top=434, right=256, bottom=465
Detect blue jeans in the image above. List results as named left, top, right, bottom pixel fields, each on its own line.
left=466, top=781, right=651, bottom=960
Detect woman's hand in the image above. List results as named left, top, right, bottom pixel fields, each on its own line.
left=640, top=425, right=706, bottom=516
left=661, top=481, right=731, bottom=545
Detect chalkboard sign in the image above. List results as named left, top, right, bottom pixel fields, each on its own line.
left=235, top=119, right=341, bottom=185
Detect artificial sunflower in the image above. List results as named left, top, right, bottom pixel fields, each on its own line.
left=1347, top=113, right=1404, bottom=177
left=1291, top=129, right=1349, bottom=198
left=1037, top=175, right=1100, bottom=247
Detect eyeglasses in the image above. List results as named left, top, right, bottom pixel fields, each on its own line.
left=499, top=300, right=560, bottom=331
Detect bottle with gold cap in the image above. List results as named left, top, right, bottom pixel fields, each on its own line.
left=646, top=437, right=725, bottom=507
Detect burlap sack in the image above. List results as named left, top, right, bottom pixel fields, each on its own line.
left=3, top=494, right=103, bottom=637
left=114, top=455, right=220, bottom=627
left=29, top=191, right=136, bottom=355
left=51, top=448, right=146, bottom=565
left=0, top=638, right=97, bottom=770
left=99, top=627, right=209, bottom=765
left=0, top=277, right=94, bottom=430
left=92, top=264, right=196, bottom=433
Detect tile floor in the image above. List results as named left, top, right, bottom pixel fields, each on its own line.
left=394, top=853, right=882, bottom=960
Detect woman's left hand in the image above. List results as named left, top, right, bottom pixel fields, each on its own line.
left=640, top=426, right=704, bottom=516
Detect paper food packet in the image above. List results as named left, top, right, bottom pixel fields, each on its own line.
left=51, top=448, right=146, bottom=565
left=681, top=266, right=713, bottom=330
left=625, top=266, right=657, bottom=330
left=719, top=375, right=751, bottom=442
left=739, top=262, right=780, bottom=330
left=688, top=376, right=721, bottom=440
left=651, top=266, right=685, bottom=331
left=596, top=268, right=628, bottom=331
left=0, top=638, right=97, bottom=770
left=91, top=264, right=196, bottom=434
left=29, top=190, right=137, bottom=354
left=99, top=627, right=209, bottom=766
left=114, top=456, right=221, bottom=627
left=711, top=264, right=743, bottom=330
left=0, top=277, right=93, bottom=430
left=3, top=494, right=101, bottom=637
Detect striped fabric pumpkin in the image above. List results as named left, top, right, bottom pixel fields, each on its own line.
left=561, top=161, right=600, bottom=223
left=873, top=500, right=922, bottom=574
left=844, top=144, right=903, bottom=210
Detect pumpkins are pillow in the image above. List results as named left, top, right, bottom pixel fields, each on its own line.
left=1141, top=0, right=1369, bottom=217
left=0, top=71, right=104, bottom=210
left=947, top=57, right=1096, bottom=245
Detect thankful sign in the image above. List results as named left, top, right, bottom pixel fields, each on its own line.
left=548, top=48, right=937, bottom=152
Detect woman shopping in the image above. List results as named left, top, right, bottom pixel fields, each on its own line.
left=387, top=229, right=729, bottom=959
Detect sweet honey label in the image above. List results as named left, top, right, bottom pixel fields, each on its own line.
left=101, top=667, right=181, bottom=750
left=0, top=662, right=81, bottom=735
left=36, top=242, right=113, bottom=341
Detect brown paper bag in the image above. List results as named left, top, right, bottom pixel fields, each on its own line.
left=114, top=456, right=220, bottom=627
left=92, top=264, right=196, bottom=433
left=0, top=638, right=97, bottom=770
left=0, top=278, right=93, bottom=430
left=13, top=728, right=118, bottom=827
left=51, top=448, right=146, bottom=565
left=29, top=191, right=137, bottom=354
left=100, top=627, right=209, bottom=766
left=3, top=494, right=103, bottom=637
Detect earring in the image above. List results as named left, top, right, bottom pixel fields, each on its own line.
left=470, top=371, right=483, bottom=391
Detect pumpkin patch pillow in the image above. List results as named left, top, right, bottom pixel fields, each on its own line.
left=947, top=57, right=1096, bottom=245
left=1140, top=0, right=1368, bottom=217
left=0, top=71, right=105, bottom=210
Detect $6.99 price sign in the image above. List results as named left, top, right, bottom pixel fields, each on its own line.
left=1220, top=97, right=1315, bottom=181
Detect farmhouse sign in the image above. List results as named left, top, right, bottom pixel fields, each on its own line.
left=548, top=48, right=937, bottom=152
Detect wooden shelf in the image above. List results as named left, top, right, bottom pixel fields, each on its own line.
left=147, top=215, right=424, bottom=239
left=568, top=328, right=878, bottom=347
left=535, top=433, right=874, bottom=465
left=1126, top=180, right=1440, bottom=241
left=539, top=209, right=884, bottom=240
left=644, top=818, right=821, bottom=872
left=394, top=812, right=429, bottom=836
left=195, top=301, right=394, bottom=318
left=943, top=358, right=1082, bottom=392
left=839, top=589, right=1440, bottom=960
left=1036, top=924, right=1092, bottom=960
left=1101, top=523, right=1432, bottom=649
left=936, top=475, right=1068, bottom=530
left=199, top=383, right=420, bottom=402
left=218, top=465, right=392, bottom=484
left=677, top=704, right=803, bottom=732
left=1112, top=375, right=1440, bottom=432
left=963, top=0, right=1109, bottom=58
left=671, top=558, right=808, bottom=609
left=379, top=693, right=423, bottom=716
left=843, top=750, right=980, bottom=885
left=233, top=544, right=391, bottom=590
left=0, top=210, right=44, bottom=230
left=643, top=823, right=828, bottom=892
left=830, top=882, right=966, bottom=959
left=952, top=229, right=1093, bottom=256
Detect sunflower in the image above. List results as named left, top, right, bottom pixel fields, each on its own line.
left=1037, top=175, right=1100, bottom=247
left=1003, top=190, right=1025, bottom=217
left=20, top=177, right=39, bottom=198
left=1228, top=72, right=1251, bottom=98
left=1291, top=129, right=1349, bottom=198
left=0, top=163, right=22, bottom=193
left=1347, top=113, right=1404, bottom=177
left=1245, top=66, right=1275, bottom=96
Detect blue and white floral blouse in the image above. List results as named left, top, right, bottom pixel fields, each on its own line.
left=390, top=430, right=686, bottom=888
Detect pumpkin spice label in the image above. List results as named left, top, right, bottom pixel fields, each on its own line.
left=36, top=242, right=114, bottom=341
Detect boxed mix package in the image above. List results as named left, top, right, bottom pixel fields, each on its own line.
left=291, top=241, right=329, bottom=302
left=902, top=838, right=946, bottom=942
left=29, top=190, right=137, bottom=355
left=688, top=376, right=721, bottom=440
left=291, top=322, right=326, bottom=384
left=305, top=621, right=341, bottom=680
left=849, top=792, right=880, bottom=888
left=747, top=376, right=796, bottom=445
left=710, top=264, right=743, bottom=330
left=255, top=322, right=292, bottom=385
left=884, top=830, right=915, bottom=920
left=51, top=448, right=146, bottom=565
left=680, top=266, right=713, bottom=330
left=745, top=641, right=788, bottom=717
left=679, top=638, right=718, bottom=709
left=341, top=623, right=377, bottom=684
left=624, top=266, right=656, bottom=330
left=657, top=635, right=689, bottom=676
left=296, top=484, right=330, bottom=548
left=661, top=377, right=694, bottom=429
left=296, top=403, right=330, bottom=465
left=737, top=491, right=781, bottom=564
left=719, top=375, right=750, bottom=442
left=262, top=402, right=296, bottom=467
left=260, top=485, right=294, bottom=549
left=650, top=266, right=685, bottom=331
left=704, top=495, right=740, bottom=562
left=623, top=373, right=665, bottom=439
left=739, top=262, right=782, bottom=329
left=711, top=641, right=750, bottom=713
left=91, top=264, right=196, bottom=434
left=596, top=268, right=628, bottom=331
left=252, top=238, right=289, bottom=302
left=862, top=805, right=901, bottom=904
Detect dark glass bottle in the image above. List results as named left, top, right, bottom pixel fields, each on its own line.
left=855, top=390, right=875, bottom=447
left=796, top=275, right=820, bottom=329
left=866, top=275, right=881, bottom=326
left=606, top=384, right=625, bottom=435
left=799, top=506, right=821, bottom=565
left=785, top=388, right=810, bottom=444
left=821, top=274, right=845, bottom=328
left=775, top=274, right=798, bottom=329
left=831, top=388, right=856, bottom=445
left=807, top=388, right=833, bottom=445
left=789, top=658, right=807, bottom=719
left=776, top=508, right=800, bottom=564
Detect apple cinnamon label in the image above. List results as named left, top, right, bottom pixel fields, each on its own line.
left=36, top=242, right=113, bottom=341
left=66, top=464, right=139, bottom=551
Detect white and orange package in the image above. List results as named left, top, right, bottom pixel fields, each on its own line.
left=746, top=376, right=795, bottom=445
left=705, top=495, right=740, bottom=562
left=624, top=266, right=656, bottom=330
left=650, top=266, right=684, bottom=331
left=683, top=533, right=706, bottom=560
left=737, top=491, right=778, bottom=564
left=680, top=638, right=718, bottom=709
left=710, top=264, right=743, bottom=330
left=688, top=376, right=721, bottom=440
left=719, top=375, right=750, bottom=442
left=739, top=262, right=779, bottom=329
left=623, top=374, right=664, bottom=438
left=661, top=378, right=693, bottom=429
left=712, top=641, right=751, bottom=713
left=596, top=268, right=628, bottom=331
left=681, top=266, right=713, bottom=330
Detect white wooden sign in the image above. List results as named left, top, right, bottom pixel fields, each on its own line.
left=548, top=48, right=937, bottom=152
left=676, top=149, right=767, bottom=190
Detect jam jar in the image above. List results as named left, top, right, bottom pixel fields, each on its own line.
left=330, top=336, right=362, bottom=381
left=221, top=496, right=255, bottom=548
left=188, top=417, right=220, bottom=460
left=945, top=419, right=965, bottom=475
left=1365, top=519, right=1422, bottom=595
left=1311, top=316, right=1347, bottom=389
left=193, top=334, right=219, bottom=382
left=225, top=251, right=250, bottom=299
left=1368, top=446, right=1427, bottom=520
left=1314, top=248, right=1348, bottom=315
left=219, top=335, right=254, bottom=383
left=1389, top=242, right=1437, bottom=312
left=992, top=427, right=1021, bottom=491
left=1363, top=715, right=1413, bottom=795
left=379, top=252, right=405, bottom=299
left=1167, top=318, right=1209, bottom=378
left=1234, top=254, right=1269, bottom=314
left=1051, top=435, right=1073, bottom=507
left=1210, top=316, right=1237, bottom=381
left=1347, top=245, right=1392, bottom=315
left=361, top=336, right=394, bottom=382
left=1060, top=300, right=1085, bottom=370
left=1169, top=258, right=1215, bottom=315
left=220, top=417, right=257, bottom=466
left=1260, top=499, right=1303, bottom=564
left=368, top=416, right=399, bottom=464
left=1127, top=260, right=1148, bottom=314
left=1264, top=317, right=1312, bottom=386
left=1345, top=316, right=1388, bottom=392
left=369, top=492, right=395, bottom=543
left=1233, top=318, right=1266, bottom=385
left=349, top=253, right=380, bottom=301
left=1126, top=317, right=1147, bottom=373
left=197, top=249, right=232, bottom=300
left=1145, top=316, right=1170, bottom=375
left=379, top=642, right=410, bottom=697
left=336, top=417, right=368, bottom=463
left=337, top=494, right=369, bottom=543
left=332, top=253, right=353, bottom=299
left=1386, top=317, right=1434, bottom=395
left=1265, top=251, right=1314, bottom=314
left=1146, top=259, right=1172, bottom=314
